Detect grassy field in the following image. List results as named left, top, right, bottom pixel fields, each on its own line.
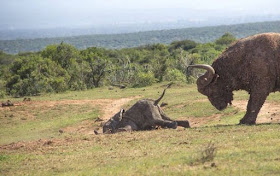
left=1, top=83, right=280, bottom=175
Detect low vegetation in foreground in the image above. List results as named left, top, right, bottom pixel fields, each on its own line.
left=1, top=83, right=280, bottom=175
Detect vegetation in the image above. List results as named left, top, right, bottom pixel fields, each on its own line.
left=0, top=33, right=236, bottom=97
left=1, top=21, right=280, bottom=54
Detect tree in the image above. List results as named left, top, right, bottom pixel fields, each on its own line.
left=41, top=42, right=85, bottom=90
left=6, top=55, right=69, bottom=96
left=215, top=32, right=236, bottom=46
left=81, top=48, right=108, bottom=88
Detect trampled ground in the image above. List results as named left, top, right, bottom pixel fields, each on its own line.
left=1, top=83, right=280, bottom=175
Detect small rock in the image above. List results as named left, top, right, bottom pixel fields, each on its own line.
left=94, top=117, right=103, bottom=122
left=23, top=98, right=31, bottom=101
left=43, top=140, right=53, bottom=146
left=119, top=85, right=126, bottom=89
left=211, top=162, right=217, bottom=167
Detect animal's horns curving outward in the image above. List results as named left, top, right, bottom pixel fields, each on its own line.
left=188, top=64, right=216, bottom=87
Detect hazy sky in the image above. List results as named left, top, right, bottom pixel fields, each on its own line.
left=1, top=0, right=280, bottom=29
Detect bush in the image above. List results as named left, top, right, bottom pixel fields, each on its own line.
left=215, top=32, right=236, bottom=46
left=163, top=69, right=186, bottom=82
left=0, top=79, right=6, bottom=98
left=0, top=91, right=5, bottom=98
left=186, top=76, right=196, bottom=84
left=133, top=71, right=156, bottom=87
left=6, top=55, right=69, bottom=96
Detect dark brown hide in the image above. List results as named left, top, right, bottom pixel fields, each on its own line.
left=102, top=86, right=190, bottom=133
left=190, top=33, right=280, bottom=125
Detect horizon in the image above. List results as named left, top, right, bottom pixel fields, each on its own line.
left=0, top=0, right=280, bottom=40
left=1, top=0, right=280, bottom=30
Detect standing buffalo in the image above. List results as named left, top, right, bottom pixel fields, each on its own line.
left=189, top=33, right=280, bottom=125
left=102, top=84, right=190, bottom=134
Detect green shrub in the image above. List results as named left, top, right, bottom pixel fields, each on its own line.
left=0, top=91, right=5, bottom=98
left=0, top=79, right=6, bottom=98
left=133, top=71, right=156, bottom=87
left=163, top=68, right=186, bottom=82
left=6, top=55, right=69, bottom=96
left=186, top=76, right=197, bottom=84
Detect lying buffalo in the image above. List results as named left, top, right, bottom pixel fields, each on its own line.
left=189, top=33, right=280, bottom=125
left=101, top=84, right=190, bottom=134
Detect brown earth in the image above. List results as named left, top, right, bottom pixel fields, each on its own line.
left=233, top=100, right=280, bottom=124
left=1, top=97, right=280, bottom=151
left=61, top=97, right=140, bottom=134
left=0, top=97, right=140, bottom=151
left=185, top=99, right=280, bottom=127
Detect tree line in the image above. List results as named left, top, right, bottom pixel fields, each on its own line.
left=0, top=33, right=236, bottom=98
left=1, top=21, right=280, bottom=54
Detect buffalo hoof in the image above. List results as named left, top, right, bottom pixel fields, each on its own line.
left=176, top=120, right=190, bottom=128
left=239, top=119, right=256, bottom=125
left=182, top=121, right=190, bottom=128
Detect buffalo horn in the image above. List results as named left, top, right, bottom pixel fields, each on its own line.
left=188, top=64, right=215, bottom=87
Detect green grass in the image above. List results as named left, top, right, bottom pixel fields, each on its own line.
left=0, top=103, right=99, bottom=145
left=1, top=83, right=280, bottom=175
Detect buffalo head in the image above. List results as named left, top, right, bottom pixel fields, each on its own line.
left=102, top=109, right=125, bottom=134
left=188, top=64, right=233, bottom=111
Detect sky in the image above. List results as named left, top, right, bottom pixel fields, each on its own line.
left=0, top=0, right=280, bottom=29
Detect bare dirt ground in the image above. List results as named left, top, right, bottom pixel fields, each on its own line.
left=1, top=97, right=280, bottom=151
left=62, top=97, right=140, bottom=134
left=0, top=97, right=139, bottom=151
left=233, top=100, right=280, bottom=124
left=186, top=99, right=280, bottom=127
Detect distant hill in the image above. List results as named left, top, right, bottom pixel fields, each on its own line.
left=1, top=21, right=280, bottom=54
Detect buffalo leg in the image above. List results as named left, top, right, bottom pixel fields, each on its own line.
left=116, top=125, right=133, bottom=132
left=239, top=91, right=268, bottom=125
left=153, top=119, right=177, bottom=129
left=161, top=114, right=190, bottom=128
left=116, top=121, right=138, bottom=132
left=159, top=109, right=190, bottom=128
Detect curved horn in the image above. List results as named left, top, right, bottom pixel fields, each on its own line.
left=188, top=64, right=215, bottom=87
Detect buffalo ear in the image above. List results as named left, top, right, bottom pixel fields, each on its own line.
left=213, top=74, right=220, bottom=83
left=119, top=109, right=125, bottom=121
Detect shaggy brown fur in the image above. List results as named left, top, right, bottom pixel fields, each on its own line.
left=191, top=33, right=280, bottom=125
left=102, top=85, right=190, bottom=134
